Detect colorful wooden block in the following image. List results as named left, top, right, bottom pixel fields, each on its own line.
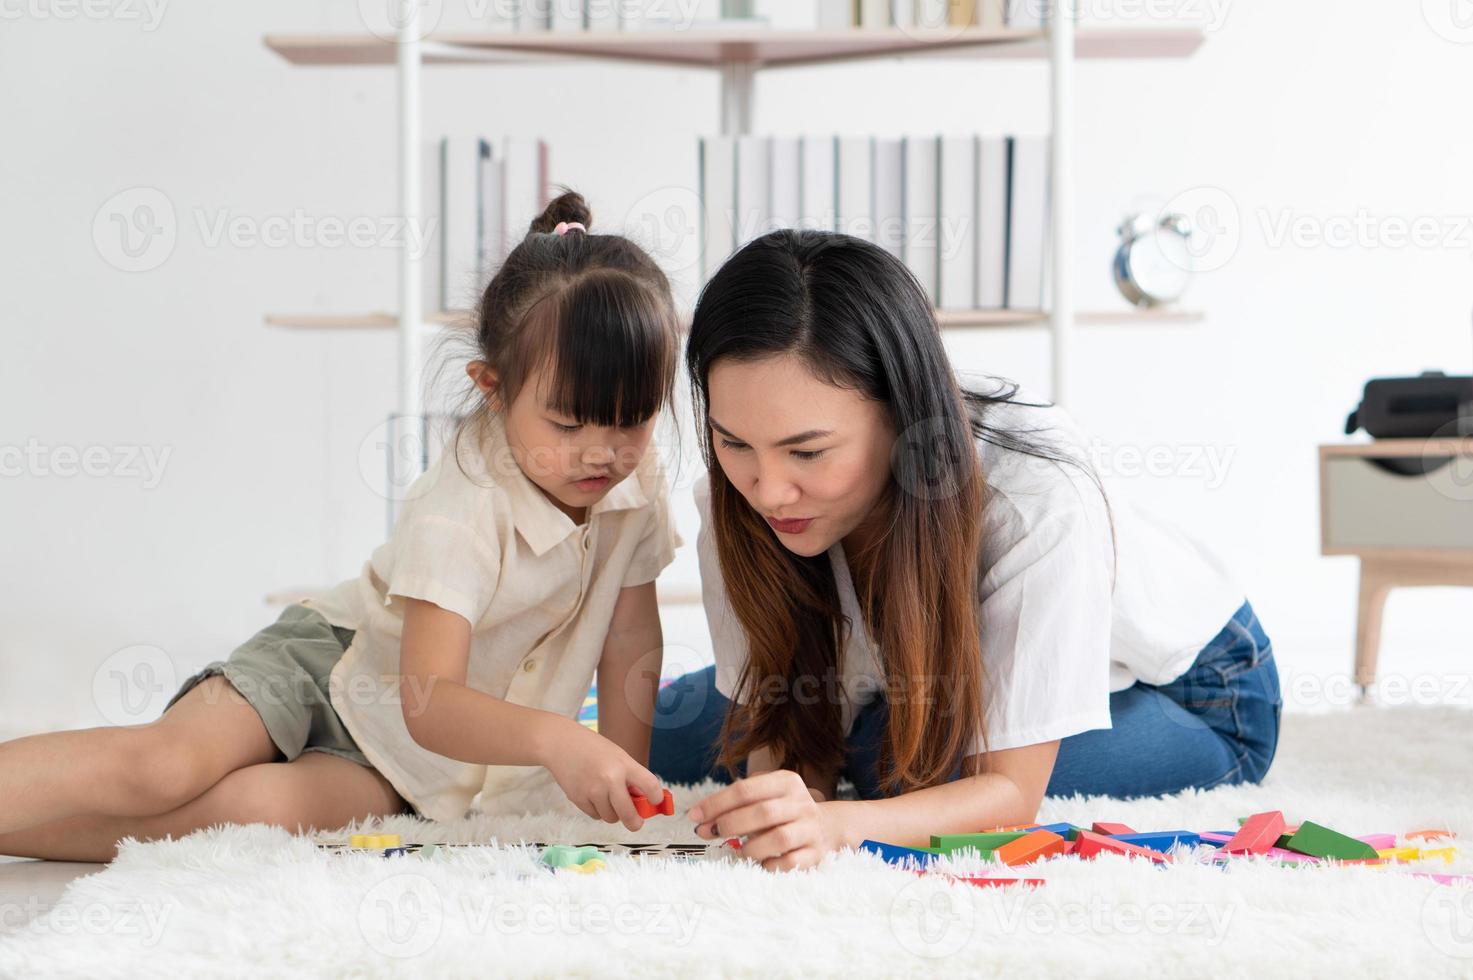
left=1111, top=831, right=1201, bottom=852
left=1091, top=822, right=1135, bottom=836
left=930, top=832, right=1027, bottom=854
left=1025, top=822, right=1078, bottom=838
left=350, top=834, right=402, bottom=850
left=542, top=844, right=602, bottom=869
left=1407, top=829, right=1457, bottom=842
left=1074, top=831, right=1169, bottom=864
left=1421, top=847, right=1457, bottom=864
left=629, top=788, right=675, bottom=818
left=568, top=858, right=607, bottom=874
left=1378, top=847, right=1420, bottom=862
left=994, top=830, right=1068, bottom=867
left=859, top=840, right=939, bottom=867
left=1198, top=832, right=1235, bottom=847
left=1356, top=834, right=1397, bottom=851
left=1283, top=821, right=1379, bottom=861
left=1223, top=811, right=1286, bottom=855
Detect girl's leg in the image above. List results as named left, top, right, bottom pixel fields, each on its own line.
left=648, top=666, right=745, bottom=785
left=0, top=676, right=278, bottom=837
left=1047, top=602, right=1282, bottom=799
left=0, top=752, right=407, bottom=863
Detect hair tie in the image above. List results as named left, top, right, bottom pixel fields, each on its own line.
left=553, top=221, right=587, bottom=236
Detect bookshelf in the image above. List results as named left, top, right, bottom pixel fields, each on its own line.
left=262, top=9, right=1206, bottom=456
left=264, top=308, right=1205, bottom=330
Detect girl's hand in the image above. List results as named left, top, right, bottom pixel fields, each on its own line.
left=544, top=722, right=665, bottom=832
left=688, top=770, right=852, bottom=871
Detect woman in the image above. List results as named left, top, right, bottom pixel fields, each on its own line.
left=650, top=229, right=1281, bottom=872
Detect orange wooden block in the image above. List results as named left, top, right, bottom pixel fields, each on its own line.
left=1407, top=829, right=1457, bottom=842
left=994, top=830, right=1068, bottom=867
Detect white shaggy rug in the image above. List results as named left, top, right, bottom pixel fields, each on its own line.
left=3, top=706, right=1472, bottom=979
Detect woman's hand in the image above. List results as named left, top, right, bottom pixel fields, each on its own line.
left=687, top=770, right=854, bottom=871
left=543, top=722, right=665, bottom=832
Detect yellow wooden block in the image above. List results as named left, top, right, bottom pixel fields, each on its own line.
left=568, top=858, right=606, bottom=874
left=1377, top=847, right=1420, bottom=862
left=1421, top=847, right=1456, bottom=864
left=350, top=833, right=402, bottom=849
left=377, top=835, right=402, bottom=849
left=350, top=834, right=377, bottom=848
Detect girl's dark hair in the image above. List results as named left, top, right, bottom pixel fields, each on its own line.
left=688, top=228, right=1108, bottom=796
left=445, top=188, right=680, bottom=452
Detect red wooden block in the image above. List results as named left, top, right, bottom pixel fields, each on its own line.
left=1223, top=810, right=1286, bottom=856
left=994, top=830, right=1068, bottom=866
left=1092, top=822, right=1136, bottom=836
left=1074, top=831, right=1170, bottom=864
left=630, top=788, right=675, bottom=818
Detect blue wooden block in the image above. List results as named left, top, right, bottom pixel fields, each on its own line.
left=1111, top=831, right=1201, bottom=851
left=859, top=840, right=939, bottom=867
left=1026, top=822, right=1078, bottom=838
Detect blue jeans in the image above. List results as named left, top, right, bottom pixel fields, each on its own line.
left=649, top=601, right=1282, bottom=800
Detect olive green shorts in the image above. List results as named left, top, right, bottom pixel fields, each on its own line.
left=166, top=603, right=370, bottom=768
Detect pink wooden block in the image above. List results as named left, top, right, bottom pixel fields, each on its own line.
left=1356, top=833, right=1397, bottom=850
left=1200, top=832, right=1235, bottom=846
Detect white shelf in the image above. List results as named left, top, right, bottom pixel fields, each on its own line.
left=264, top=308, right=1203, bottom=330
left=264, top=26, right=1204, bottom=69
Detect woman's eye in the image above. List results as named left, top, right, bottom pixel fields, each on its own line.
left=792, top=450, right=825, bottom=461
left=553, top=422, right=582, bottom=434
left=718, top=439, right=749, bottom=452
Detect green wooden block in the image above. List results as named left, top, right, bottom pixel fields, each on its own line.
left=1284, top=821, right=1379, bottom=861
left=930, top=832, right=1025, bottom=854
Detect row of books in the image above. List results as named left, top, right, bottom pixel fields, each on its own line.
left=422, top=136, right=550, bottom=313
left=490, top=1, right=1051, bottom=32
left=699, top=135, right=1051, bottom=311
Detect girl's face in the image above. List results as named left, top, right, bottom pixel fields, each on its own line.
left=470, top=361, right=656, bottom=524
left=707, top=353, right=896, bottom=559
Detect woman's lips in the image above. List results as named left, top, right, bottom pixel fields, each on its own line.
left=575, top=476, right=610, bottom=492
left=766, top=516, right=814, bottom=535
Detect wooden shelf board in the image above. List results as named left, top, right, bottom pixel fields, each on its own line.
left=264, top=27, right=1205, bottom=69
left=266, top=307, right=1202, bottom=330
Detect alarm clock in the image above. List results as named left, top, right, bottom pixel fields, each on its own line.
left=1112, top=211, right=1194, bottom=308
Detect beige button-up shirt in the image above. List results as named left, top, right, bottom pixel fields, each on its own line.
left=311, top=416, right=680, bottom=821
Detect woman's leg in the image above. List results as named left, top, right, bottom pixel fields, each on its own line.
left=1047, top=602, right=1283, bottom=799
left=0, top=752, right=407, bottom=862
left=648, top=666, right=745, bottom=785
left=0, top=676, right=278, bottom=837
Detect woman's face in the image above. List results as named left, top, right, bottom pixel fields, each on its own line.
left=707, top=353, right=896, bottom=558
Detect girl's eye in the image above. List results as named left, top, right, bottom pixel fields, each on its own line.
left=552, top=422, right=582, bottom=434
left=792, top=450, right=825, bottom=461
left=718, top=439, right=749, bottom=452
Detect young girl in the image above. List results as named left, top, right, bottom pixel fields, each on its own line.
left=0, top=191, right=683, bottom=862
left=650, top=229, right=1282, bottom=871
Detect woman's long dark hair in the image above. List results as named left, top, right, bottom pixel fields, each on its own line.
left=688, top=228, right=1105, bottom=795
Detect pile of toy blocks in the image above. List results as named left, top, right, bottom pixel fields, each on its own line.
left=859, top=812, right=1464, bottom=887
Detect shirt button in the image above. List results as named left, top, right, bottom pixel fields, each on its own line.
left=523, top=660, right=537, bottom=673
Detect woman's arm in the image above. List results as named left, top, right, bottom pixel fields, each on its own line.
left=594, top=582, right=663, bottom=766
left=689, top=740, right=1059, bottom=869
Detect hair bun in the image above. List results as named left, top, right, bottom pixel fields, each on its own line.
left=528, top=189, right=593, bottom=235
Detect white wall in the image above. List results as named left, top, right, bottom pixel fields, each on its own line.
left=3, top=0, right=1470, bottom=733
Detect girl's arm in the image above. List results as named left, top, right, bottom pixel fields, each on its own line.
left=688, top=740, right=1059, bottom=870
left=594, top=582, right=663, bottom=766
left=397, top=597, right=664, bottom=827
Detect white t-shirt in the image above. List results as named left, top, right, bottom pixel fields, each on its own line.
left=698, top=393, right=1244, bottom=755
left=309, top=415, right=682, bottom=821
